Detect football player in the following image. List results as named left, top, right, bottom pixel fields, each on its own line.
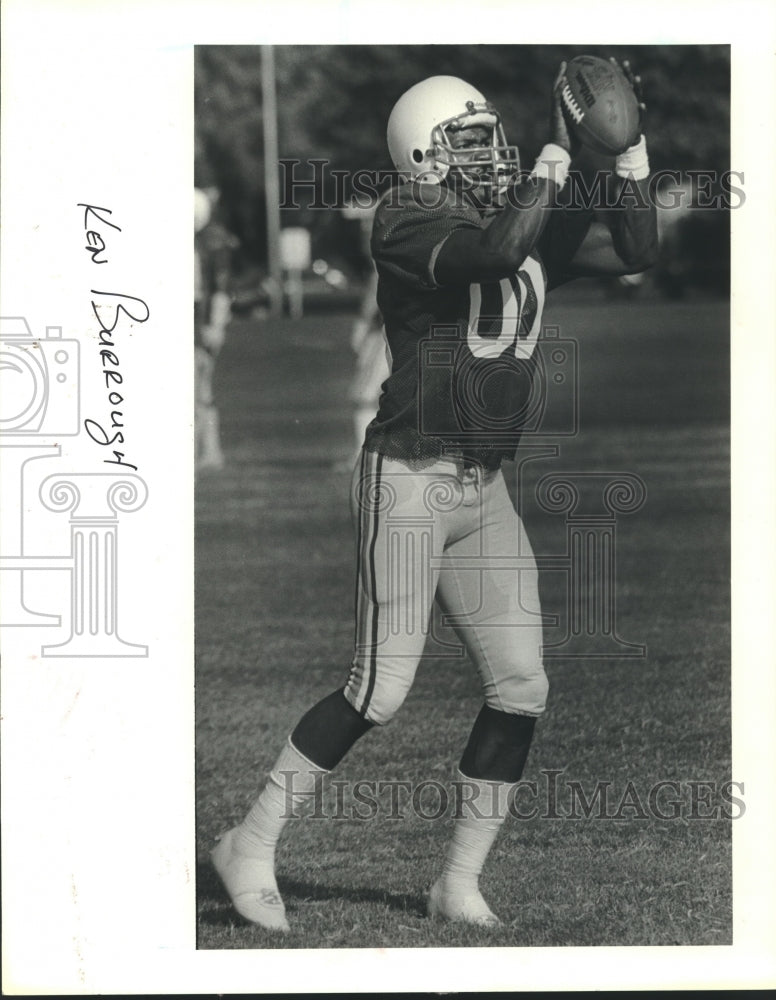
left=213, top=62, right=658, bottom=930
left=195, top=186, right=239, bottom=471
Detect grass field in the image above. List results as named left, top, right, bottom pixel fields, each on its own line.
left=195, top=285, right=731, bottom=950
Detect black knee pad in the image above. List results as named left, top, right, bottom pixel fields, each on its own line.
left=459, top=704, right=537, bottom=783
left=291, top=688, right=374, bottom=771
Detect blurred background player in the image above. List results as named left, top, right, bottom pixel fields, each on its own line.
left=341, top=200, right=391, bottom=469
left=194, top=186, right=239, bottom=471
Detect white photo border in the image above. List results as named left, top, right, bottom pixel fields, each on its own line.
left=1, top=0, right=774, bottom=993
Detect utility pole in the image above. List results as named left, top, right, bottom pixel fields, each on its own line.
left=261, top=45, right=282, bottom=316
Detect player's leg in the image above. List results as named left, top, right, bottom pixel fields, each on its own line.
left=429, top=467, right=547, bottom=925
left=198, top=403, right=225, bottom=470
left=443, top=470, right=547, bottom=720
left=213, top=450, right=443, bottom=928
left=342, top=450, right=446, bottom=723
left=211, top=690, right=373, bottom=930
left=195, top=346, right=224, bottom=471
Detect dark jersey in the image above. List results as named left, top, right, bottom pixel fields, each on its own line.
left=365, top=182, right=592, bottom=468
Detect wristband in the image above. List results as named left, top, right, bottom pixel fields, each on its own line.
left=615, top=135, right=649, bottom=181
left=531, top=143, right=571, bottom=189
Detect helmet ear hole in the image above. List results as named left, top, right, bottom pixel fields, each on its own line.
left=411, top=148, right=424, bottom=164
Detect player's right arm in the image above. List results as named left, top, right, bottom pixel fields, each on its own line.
left=434, top=175, right=559, bottom=284
left=434, top=63, right=574, bottom=286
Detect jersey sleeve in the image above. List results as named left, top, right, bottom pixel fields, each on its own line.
left=536, top=205, right=595, bottom=290
left=371, top=183, right=482, bottom=291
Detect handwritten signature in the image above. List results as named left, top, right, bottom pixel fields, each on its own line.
left=78, top=203, right=149, bottom=472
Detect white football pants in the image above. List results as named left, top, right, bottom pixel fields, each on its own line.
left=344, top=450, right=549, bottom=725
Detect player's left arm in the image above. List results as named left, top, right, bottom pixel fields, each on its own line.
left=566, top=60, right=659, bottom=277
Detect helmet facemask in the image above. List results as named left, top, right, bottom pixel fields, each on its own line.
left=431, top=100, right=520, bottom=202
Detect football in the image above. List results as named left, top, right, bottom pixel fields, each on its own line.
left=561, top=55, right=641, bottom=156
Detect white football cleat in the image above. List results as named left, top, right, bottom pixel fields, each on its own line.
left=427, top=878, right=501, bottom=927
left=211, top=827, right=290, bottom=932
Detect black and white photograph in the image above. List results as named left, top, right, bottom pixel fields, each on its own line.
left=195, top=40, right=739, bottom=951
left=1, top=1, right=775, bottom=994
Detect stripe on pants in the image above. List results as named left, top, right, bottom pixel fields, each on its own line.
left=352, top=449, right=383, bottom=716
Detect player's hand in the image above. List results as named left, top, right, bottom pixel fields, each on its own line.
left=610, top=56, right=647, bottom=136
left=550, top=62, right=581, bottom=157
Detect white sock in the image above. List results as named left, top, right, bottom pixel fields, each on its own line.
left=212, top=740, right=327, bottom=930
left=232, top=738, right=328, bottom=861
left=440, top=773, right=514, bottom=895
left=428, top=772, right=515, bottom=924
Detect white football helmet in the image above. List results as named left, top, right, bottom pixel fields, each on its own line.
left=386, top=75, right=520, bottom=191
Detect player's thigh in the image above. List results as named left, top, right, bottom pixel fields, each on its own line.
left=436, top=472, right=547, bottom=715
left=345, top=451, right=447, bottom=723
